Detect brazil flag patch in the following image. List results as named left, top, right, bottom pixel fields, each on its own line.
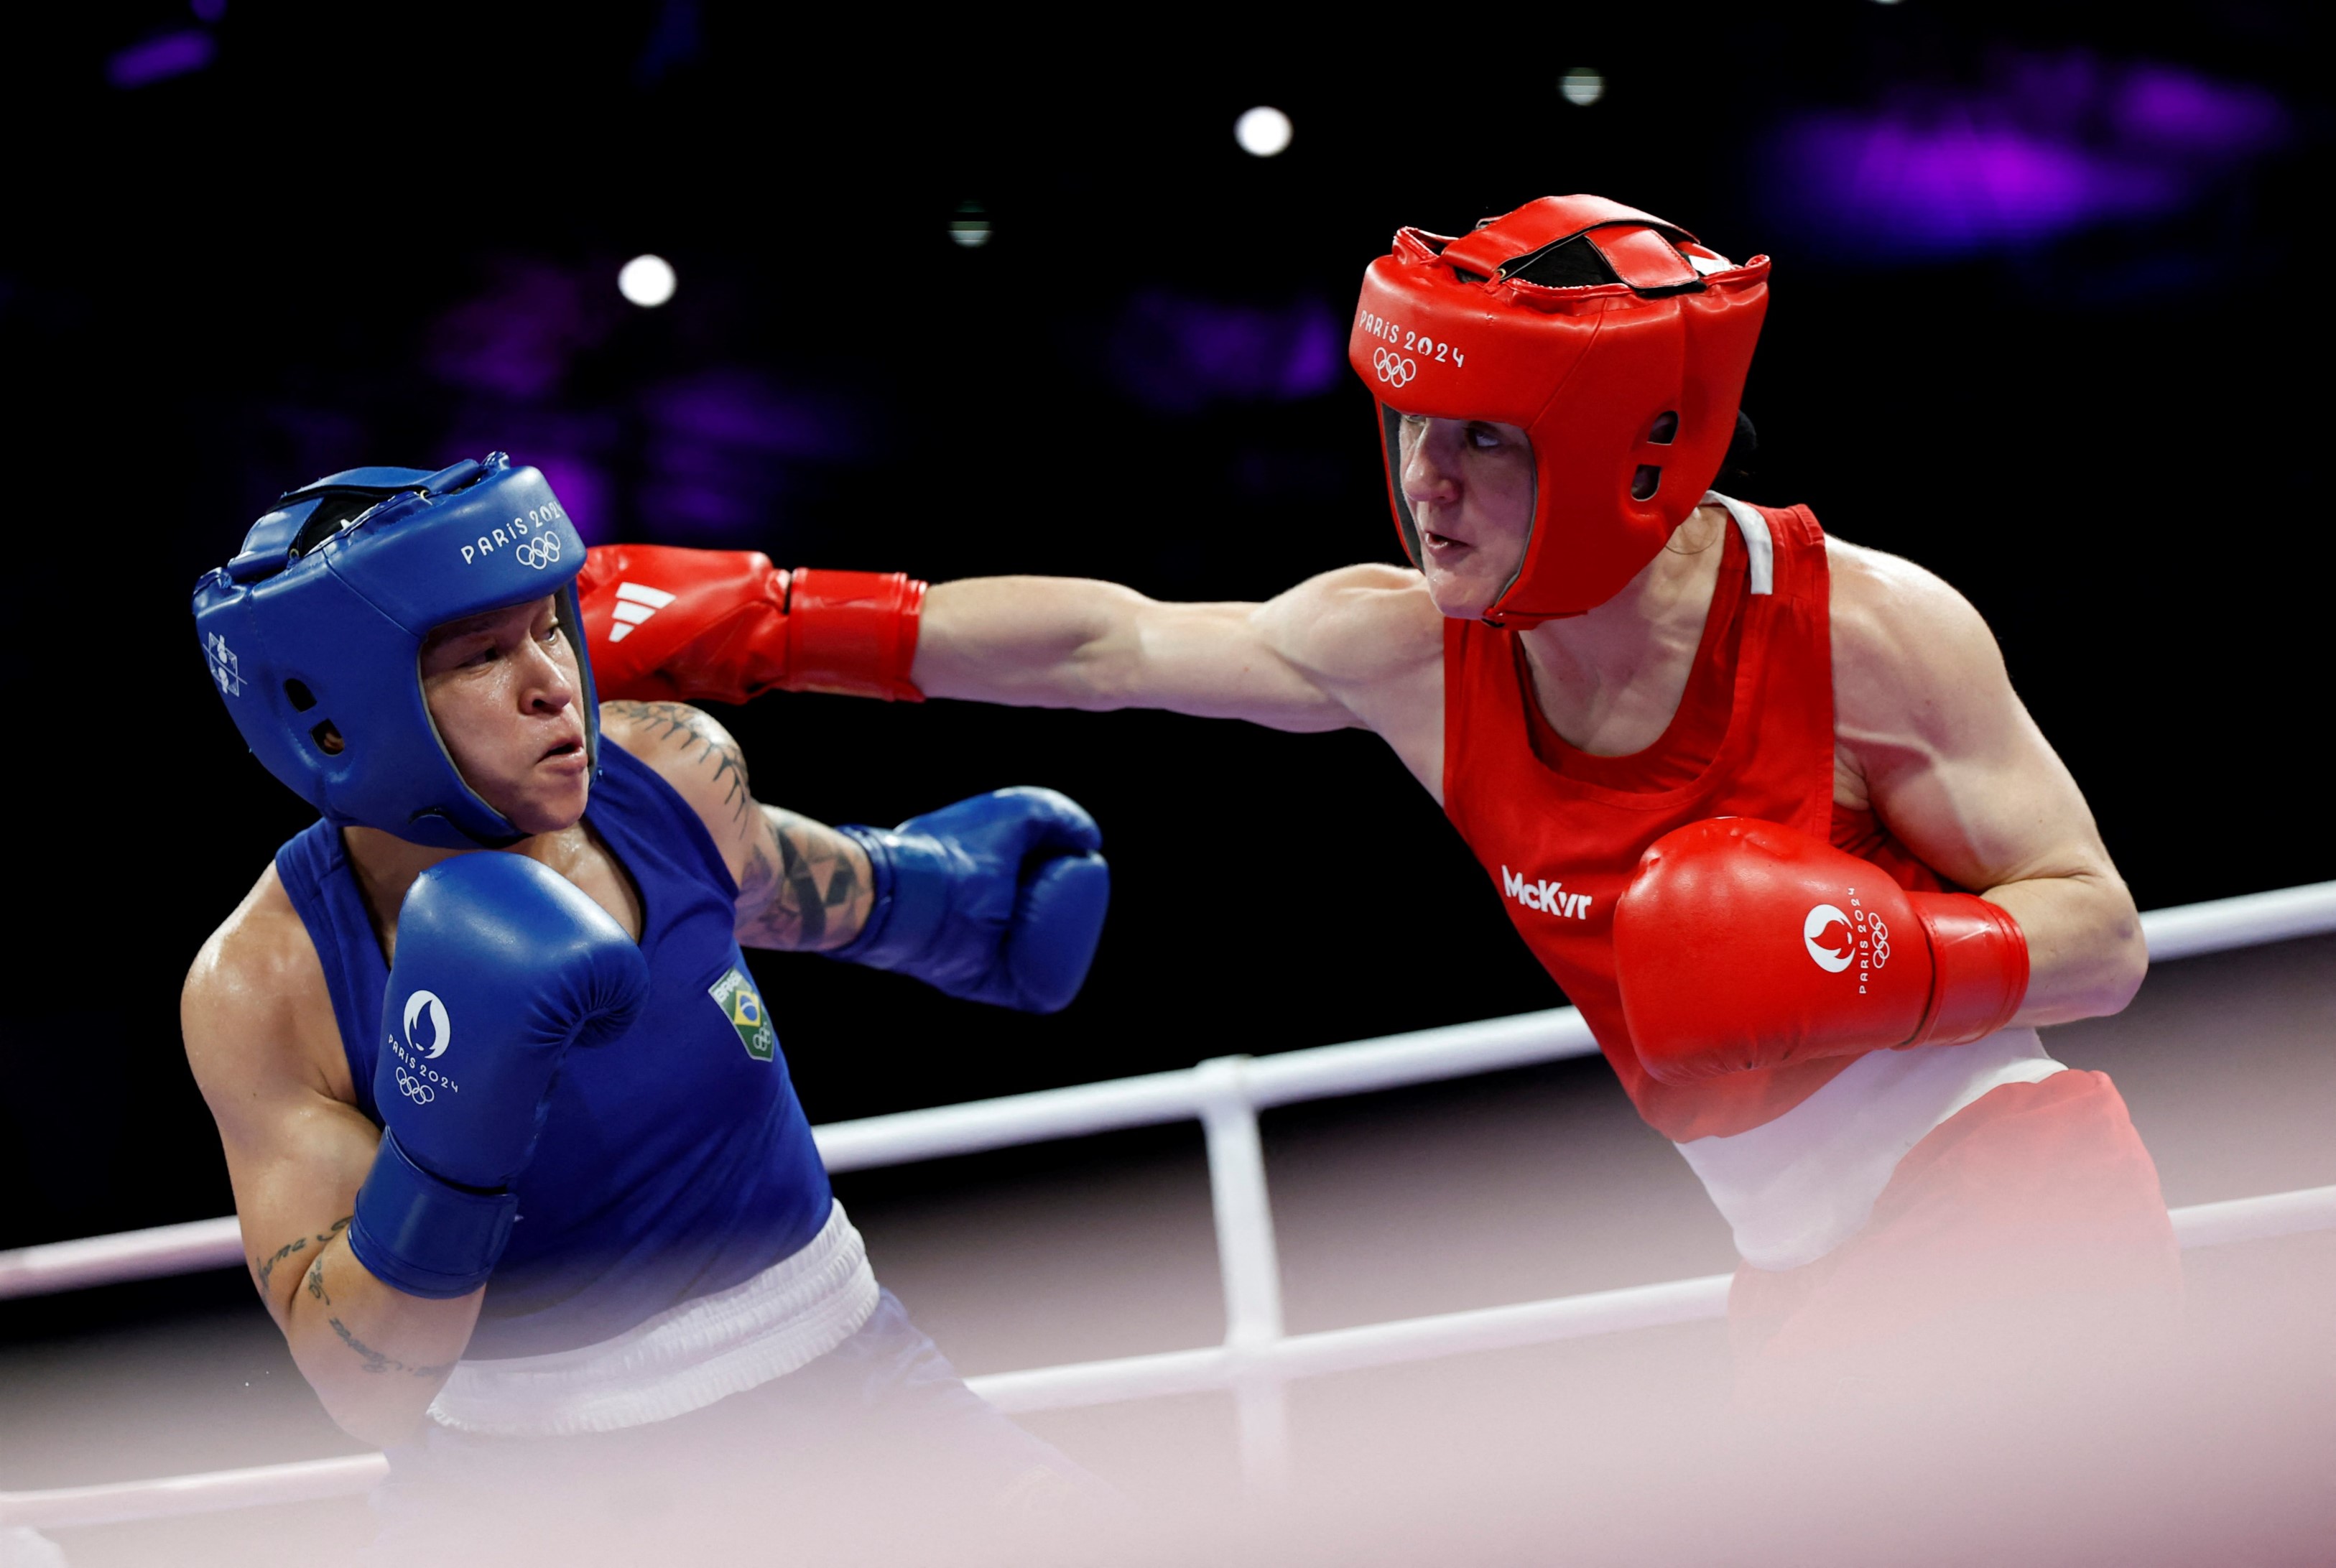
left=708, top=965, right=776, bottom=1062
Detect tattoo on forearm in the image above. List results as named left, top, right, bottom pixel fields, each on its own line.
left=605, top=700, right=751, bottom=827
left=254, top=1215, right=351, bottom=1297
left=600, top=700, right=867, bottom=950
left=327, top=1316, right=453, bottom=1380
left=736, top=807, right=868, bottom=952
left=305, top=1254, right=330, bottom=1304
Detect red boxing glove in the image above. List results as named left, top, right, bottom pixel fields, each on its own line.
left=577, top=544, right=926, bottom=705
left=1614, top=818, right=2028, bottom=1086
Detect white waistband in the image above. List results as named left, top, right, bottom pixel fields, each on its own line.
left=427, top=1200, right=880, bottom=1438
left=1674, top=1030, right=2067, bottom=1271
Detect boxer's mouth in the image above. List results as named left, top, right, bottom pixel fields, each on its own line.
left=1422, top=529, right=1473, bottom=556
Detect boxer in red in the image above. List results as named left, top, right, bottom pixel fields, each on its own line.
left=575, top=197, right=2180, bottom=1400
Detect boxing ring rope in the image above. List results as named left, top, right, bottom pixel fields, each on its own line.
left=4, top=880, right=2332, bottom=1528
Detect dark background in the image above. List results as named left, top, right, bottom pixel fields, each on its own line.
left=1, top=1, right=2327, bottom=1261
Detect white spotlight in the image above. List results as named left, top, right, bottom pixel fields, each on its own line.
left=617, top=254, right=677, bottom=308
left=1235, top=106, right=1292, bottom=158
left=1560, top=68, right=1605, bottom=107
left=950, top=204, right=993, bottom=248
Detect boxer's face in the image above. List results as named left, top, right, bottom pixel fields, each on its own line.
left=1396, top=414, right=1536, bottom=619
left=421, top=595, right=593, bottom=837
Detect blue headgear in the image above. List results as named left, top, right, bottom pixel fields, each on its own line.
left=192, top=453, right=601, bottom=849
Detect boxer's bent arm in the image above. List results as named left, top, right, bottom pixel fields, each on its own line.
left=1831, top=543, right=2146, bottom=1026
left=182, top=886, right=481, bottom=1444
left=914, top=566, right=1428, bottom=732
left=599, top=699, right=877, bottom=951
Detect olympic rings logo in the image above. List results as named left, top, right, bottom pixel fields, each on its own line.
left=395, top=1067, right=435, bottom=1105
left=515, top=534, right=563, bottom=570
left=1373, top=347, right=1418, bottom=387
left=1867, top=917, right=1891, bottom=968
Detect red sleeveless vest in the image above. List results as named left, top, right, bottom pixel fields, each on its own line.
left=1441, top=501, right=1940, bottom=1141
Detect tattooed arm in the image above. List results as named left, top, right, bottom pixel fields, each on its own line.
left=600, top=700, right=875, bottom=951
left=182, top=867, right=480, bottom=1445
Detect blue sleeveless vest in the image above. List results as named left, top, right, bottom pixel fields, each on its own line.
left=275, top=742, right=834, bottom=1358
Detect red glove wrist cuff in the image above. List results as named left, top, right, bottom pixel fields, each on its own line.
left=782, top=568, right=926, bottom=702
left=1908, top=893, right=2029, bottom=1047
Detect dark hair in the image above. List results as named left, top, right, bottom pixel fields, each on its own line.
left=289, top=492, right=397, bottom=557
left=1714, top=409, right=1758, bottom=491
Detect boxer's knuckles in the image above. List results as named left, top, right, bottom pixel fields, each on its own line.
left=377, top=853, right=649, bottom=1187
left=1001, top=851, right=1111, bottom=1013
left=837, top=789, right=1112, bottom=1012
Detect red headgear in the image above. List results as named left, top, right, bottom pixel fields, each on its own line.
left=1348, top=195, right=1769, bottom=623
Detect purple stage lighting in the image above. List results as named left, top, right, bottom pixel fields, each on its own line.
left=1769, top=115, right=2180, bottom=258
left=1110, top=292, right=1343, bottom=415
left=2110, top=65, right=2287, bottom=156
left=527, top=455, right=614, bottom=545
left=107, top=30, right=215, bottom=90
left=1761, top=54, right=2289, bottom=264
left=637, top=368, right=865, bottom=544
left=428, top=264, right=612, bottom=402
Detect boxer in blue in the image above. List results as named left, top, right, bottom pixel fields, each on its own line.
left=180, top=455, right=1112, bottom=1559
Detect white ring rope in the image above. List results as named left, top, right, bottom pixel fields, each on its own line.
left=2, top=880, right=2330, bottom=1527
left=2, top=1185, right=2328, bottom=1531
left=9, top=880, right=2332, bottom=1304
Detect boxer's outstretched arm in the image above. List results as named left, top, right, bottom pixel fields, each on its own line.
left=1830, top=541, right=2147, bottom=1026
left=603, top=699, right=1113, bottom=1009
left=183, top=881, right=480, bottom=1445
left=914, top=565, right=1437, bottom=733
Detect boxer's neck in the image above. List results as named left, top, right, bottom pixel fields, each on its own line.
left=340, top=827, right=481, bottom=960
left=1514, top=504, right=1728, bottom=754
left=342, top=817, right=631, bottom=962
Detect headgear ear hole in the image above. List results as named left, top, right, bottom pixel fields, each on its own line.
left=1631, top=465, right=1663, bottom=501
left=284, top=679, right=318, bottom=712
left=1647, top=412, right=1679, bottom=445
left=310, top=720, right=346, bottom=756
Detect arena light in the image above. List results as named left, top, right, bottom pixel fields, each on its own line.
left=1560, top=68, right=1605, bottom=107
left=106, top=29, right=215, bottom=88
left=1235, top=106, right=1293, bottom=158
left=617, top=254, right=677, bottom=308
left=949, top=203, right=992, bottom=249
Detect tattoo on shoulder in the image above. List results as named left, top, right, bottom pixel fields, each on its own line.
left=736, top=807, right=868, bottom=952
left=254, top=1215, right=351, bottom=1297
left=603, top=700, right=751, bottom=828
left=328, top=1316, right=453, bottom=1381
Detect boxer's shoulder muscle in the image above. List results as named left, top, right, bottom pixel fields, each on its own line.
left=1823, top=535, right=2016, bottom=808
left=601, top=698, right=754, bottom=843
left=1259, top=563, right=1440, bottom=681
left=1257, top=564, right=1445, bottom=755
left=185, top=867, right=384, bottom=1322
left=182, top=865, right=362, bottom=1138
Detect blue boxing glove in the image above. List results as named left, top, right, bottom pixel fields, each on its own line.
left=349, top=854, right=649, bottom=1299
left=830, top=787, right=1109, bottom=1013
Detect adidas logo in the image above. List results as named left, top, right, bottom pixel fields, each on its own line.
left=606, top=582, right=677, bottom=643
